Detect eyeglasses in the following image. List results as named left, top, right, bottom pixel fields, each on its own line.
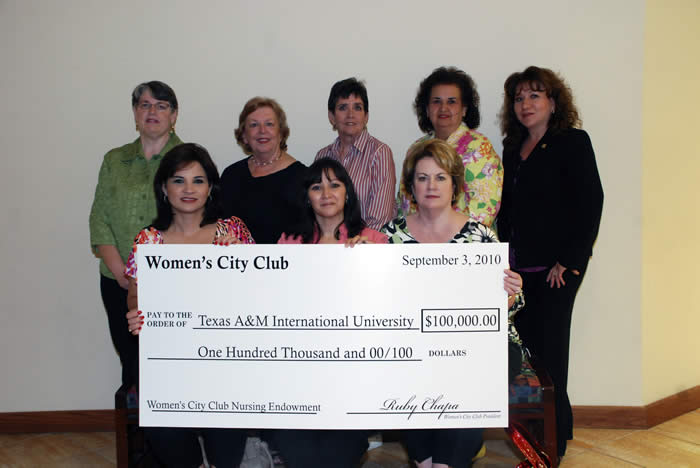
left=137, top=101, right=171, bottom=112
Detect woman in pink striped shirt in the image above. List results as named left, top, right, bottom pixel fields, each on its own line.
left=315, top=78, right=397, bottom=231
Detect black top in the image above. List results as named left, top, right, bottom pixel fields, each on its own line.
left=497, top=128, right=603, bottom=271
left=220, top=159, right=307, bottom=244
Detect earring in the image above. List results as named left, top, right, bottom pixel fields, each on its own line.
left=163, top=193, right=168, bottom=202
left=170, top=125, right=175, bottom=134
left=551, top=108, right=555, bottom=114
left=135, top=123, right=139, bottom=131
left=345, top=194, right=349, bottom=202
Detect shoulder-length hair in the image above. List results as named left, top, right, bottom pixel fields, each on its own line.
left=402, top=139, right=464, bottom=206
left=234, top=97, right=290, bottom=155
left=292, top=158, right=365, bottom=243
left=499, top=66, right=581, bottom=152
left=414, top=66, right=481, bottom=133
left=152, top=143, right=222, bottom=230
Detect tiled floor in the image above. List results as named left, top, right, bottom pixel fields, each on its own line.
left=0, top=409, right=698, bottom=467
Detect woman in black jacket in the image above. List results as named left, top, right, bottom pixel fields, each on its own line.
left=497, top=66, right=603, bottom=459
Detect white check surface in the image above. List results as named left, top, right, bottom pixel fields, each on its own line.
left=138, top=243, right=509, bottom=429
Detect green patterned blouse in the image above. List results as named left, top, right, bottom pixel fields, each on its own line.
left=89, top=133, right=182, bottom=278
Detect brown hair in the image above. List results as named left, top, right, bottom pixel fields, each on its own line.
left=499, top=66, right=580, bottom=152
left=234, top=97, right=290, bottom=154
left=402, top=139, right=463, bottom=206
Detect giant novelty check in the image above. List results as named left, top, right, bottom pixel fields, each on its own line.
left=138, top=243, right=509, bottom=429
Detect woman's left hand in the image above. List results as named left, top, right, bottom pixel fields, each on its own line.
left=503, top=269, right=523, bottom=296
left=546, top=262, right=580, bottom=288
left=345, top=235, right=373, bottom=248
left=215, top=235, right=242, bottom=246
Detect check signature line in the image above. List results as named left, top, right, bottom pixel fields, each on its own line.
left=346, top=410, right=501, bottom=415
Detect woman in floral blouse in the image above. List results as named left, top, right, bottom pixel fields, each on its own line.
left=384, top=139, right=523, bottom=468
left=125, top=143, right=252, bottom=468
left=397, top=67, right=503, bottom=227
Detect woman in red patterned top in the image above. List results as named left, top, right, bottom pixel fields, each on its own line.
left=125, top=142, right=252, bottom=468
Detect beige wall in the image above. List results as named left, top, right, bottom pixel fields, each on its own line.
left=641, top=0, right=700, bottom=404
left=0, top=0, right=675, bottom=412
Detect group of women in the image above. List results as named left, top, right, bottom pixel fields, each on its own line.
left=90, top=64, right=603, bottom=468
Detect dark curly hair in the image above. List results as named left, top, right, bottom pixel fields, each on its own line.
left=413, top=66, right=480, bottom=133
left=499, top=66, right=581, bottom=152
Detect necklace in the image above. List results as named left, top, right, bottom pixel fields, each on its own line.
left=251, top=148, right=282, bottom=167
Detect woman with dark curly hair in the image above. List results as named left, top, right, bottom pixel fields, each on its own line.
left=396, top=67, right=503, bottom=227
left=496, top=66, right=604, bottom=458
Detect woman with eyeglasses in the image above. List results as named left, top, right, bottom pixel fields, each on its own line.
left=89, top=81, right=183, bottom=388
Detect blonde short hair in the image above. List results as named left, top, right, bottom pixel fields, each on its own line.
left=402, top=138, right=464, bottom=205
left=234, top=97, right=290, bottom=155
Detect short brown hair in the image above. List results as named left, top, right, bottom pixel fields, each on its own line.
left=234, top=97, right=290, bottom=155
left=499, top=66, right=580, bottom=152
left=402, top=139, right=464, bottom=206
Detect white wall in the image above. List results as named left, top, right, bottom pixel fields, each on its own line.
left=0, top=0, right=644, bottom=411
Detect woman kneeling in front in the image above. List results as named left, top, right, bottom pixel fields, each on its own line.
left=382, top=139, right=524, bottom=468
